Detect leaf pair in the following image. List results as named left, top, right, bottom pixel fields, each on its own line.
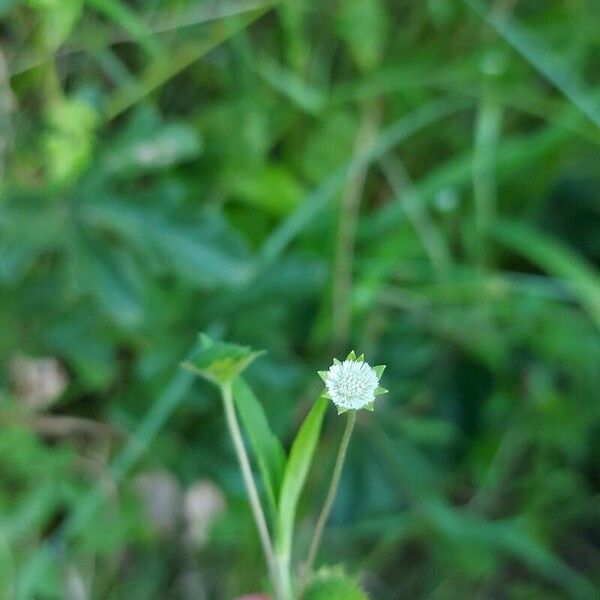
left=182, top=334, right=265, bottom=387
left=183, top=334, right=327, bottom=563
left=232, top=378, right=327, bottom=562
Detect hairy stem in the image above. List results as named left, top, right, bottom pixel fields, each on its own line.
left=300, top=411, right=357, bottom=594
left=221, top=383, right=284, bottom=600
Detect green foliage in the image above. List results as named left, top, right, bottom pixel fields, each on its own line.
left=1, top=0, right=599, bottom=597
left=105, top=113, right=202, bottom=172
left=303, top=566, right=368, bottom=600
left=28, top=0, right=82, bottom=50
left=492, top=220, right=600, bottom=328
left=43, top=97, right=98, bottom=185
left=336, top=0, right=388, bottom=72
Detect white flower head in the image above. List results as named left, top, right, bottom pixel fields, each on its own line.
left=319, top=351, right=387, bottom=414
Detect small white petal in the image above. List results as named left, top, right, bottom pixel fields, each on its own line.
left=324, top=359, right=379, bottom=410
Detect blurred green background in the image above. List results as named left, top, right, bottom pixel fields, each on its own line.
left=1, top=0, right=599, bottom=598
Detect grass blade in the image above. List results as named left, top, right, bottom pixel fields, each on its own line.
left=104, top=8, right=270, bottom=120
left=259, top=96, right=470, bottom=265
left=464, top=0, right=600, bottom=128
left=493, top=220, right=600, bottom=329
left=87, top=0, right=159, bottom=56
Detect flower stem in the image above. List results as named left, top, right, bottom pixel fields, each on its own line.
left=275, top=553, right=294, bottom=600
left=221, top=383, right=284, bottom=600
left=300, top=411, right=357, bottom=593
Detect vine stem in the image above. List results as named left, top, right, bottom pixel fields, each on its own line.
left=221, top=383, right=284, bottom=600
left=299, top=411, right=357, bottom=595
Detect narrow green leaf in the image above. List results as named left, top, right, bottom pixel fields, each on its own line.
left=232, top=377, right=286, bottom=516
left=346, top=350, right=357, bottom=360
left=87, top=0, right=160, bottom=57
left=104, top=11, right=267, bottom=121
left=82, top=200, right=253, bottom=287
left=337, top=406, right=349, bottom=415
left=375, top=386, right=388, bottom=395
left=256, top=57, right=325, bottom=115
left=356, top=353, right=365, bottom=362
left=493, top=220, right=600, bottom=329
left=337, top=0, right=389, bottom=72
left=276, top=397, right=328, bottom=558
left=73, top=230, right=142, bottom=328
left=317, top=370, right=327, bottom=383
left=333, top=357, right=341, bottom=365
left=364, top=402, right=375, bottom=411
left=427, top=501, right=596, bottom=599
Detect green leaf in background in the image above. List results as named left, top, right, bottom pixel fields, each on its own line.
left=0, top=1, right=18, bottom=17
left=232, top=376, right=286, bottom=515
left=0, top=195, right=66, bottom=282
left=86, top=0, right=159, bottom=57
left=0, top=530, right=13, bottom=596
left=493, top=220, right=600, bottom=329
left=256, top=58, right=325, bottom=114
left=28, top=0, right=83, bottom=50
left=104, top=119, right=202, bottom=173
left=227, top=164, right=303, bottom=217
left=80, top=200, right=253, bottom=288
left=3, top=0, right=600, bottom=596
left=72, top=231, right=143, bottom=329
left=275, top=396, right=328, bottom=560
left=426, top=501, right=596, bottom=599
left=336, top=0, right=389, bottom=72
left=146, top=217, right=252, bottom=287
left=42, top=97, right=98, bottom=185
left=45, top=311, right=117, bottom=390
left=182, top=335, right=265, bottom=387
left=301, top=110, right=358, bottom=184
left=303, top=566, right=369, bottom=600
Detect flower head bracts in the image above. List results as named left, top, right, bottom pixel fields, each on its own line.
left=318, top=351, right=387, bottom=414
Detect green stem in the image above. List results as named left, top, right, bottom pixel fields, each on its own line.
left=275, top=553, right=294, bottom=600
left=221, top=383, right=284, bottom=600
left=300, top=411, right=357, bottom=593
